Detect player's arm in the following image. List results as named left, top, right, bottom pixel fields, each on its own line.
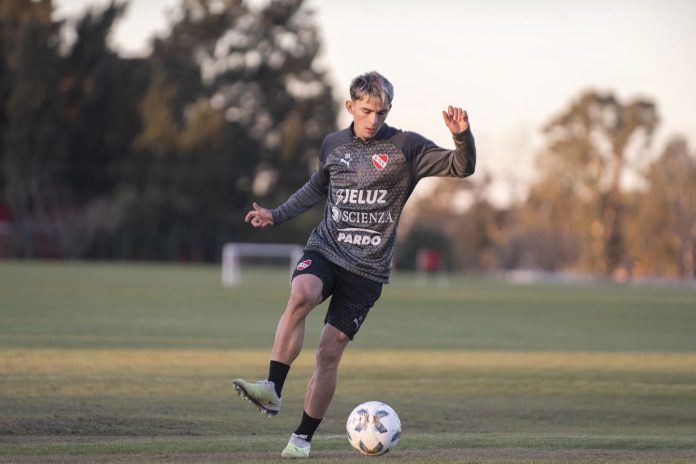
left=245, top=168, right=328, bottom=229
left=408, top=106, right=476, bottom=180
left=271, top=169, right=328, bottom=225
left=442, top=106, right=476, bottom=176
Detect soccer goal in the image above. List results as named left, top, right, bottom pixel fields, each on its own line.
left=222, top=242, right=304, bottom=287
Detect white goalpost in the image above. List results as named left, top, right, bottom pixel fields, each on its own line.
left=222, top=242, right=304, bottom=287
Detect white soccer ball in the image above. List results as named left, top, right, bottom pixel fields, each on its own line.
left=346, top=401, right=401, bottom=456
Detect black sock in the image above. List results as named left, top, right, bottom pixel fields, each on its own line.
left=294, top=411, right=322, bottom=442
left=268, top=360, right=290, bottom=397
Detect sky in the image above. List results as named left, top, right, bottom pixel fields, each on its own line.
left=55, top=0, right=696, bottom=204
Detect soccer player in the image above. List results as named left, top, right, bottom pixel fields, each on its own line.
left=234, top=71, right=476, bottom=458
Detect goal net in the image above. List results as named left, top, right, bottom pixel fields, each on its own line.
left=222, top=242, right=304, bottom=287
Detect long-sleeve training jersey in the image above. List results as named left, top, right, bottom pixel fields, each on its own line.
left=271, top=123, right=476, bottom=283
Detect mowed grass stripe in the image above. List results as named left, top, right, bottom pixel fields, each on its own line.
left=2, top=349, right=696, bottom=398
left=3, top=349, right=696, bottom=375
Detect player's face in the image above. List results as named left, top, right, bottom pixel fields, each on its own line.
left=346, top=97, right=390, bottom=141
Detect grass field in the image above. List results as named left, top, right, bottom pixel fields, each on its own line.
left=1, top=260, right=695, bottom=463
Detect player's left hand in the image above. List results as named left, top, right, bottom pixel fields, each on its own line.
left=442, top=106, right=469, bottom=135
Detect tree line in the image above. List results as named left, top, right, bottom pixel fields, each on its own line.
left=402, top=93, right=695, bottom=280
left=1, top=0, right=694, bottom=279
left=1, top=0, right=336, bottom=261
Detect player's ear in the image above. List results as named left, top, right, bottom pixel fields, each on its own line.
left=345, top=100, right=354, bottom=115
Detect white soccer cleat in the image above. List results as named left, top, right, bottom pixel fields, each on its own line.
left=281, top=433, right=311, bottom=459
left=232, top=379, right=281, bottom=416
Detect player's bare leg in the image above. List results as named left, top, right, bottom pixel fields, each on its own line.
left=272, top=274, right=324, bottom=364
left=233, top=274, right=323, bottom=417
left=304, top=323, right=350, bottom=418
left=281, top=323, right=349, bottom=458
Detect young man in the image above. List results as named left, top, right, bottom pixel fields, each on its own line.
left=234, top=71, right=476, bottom=458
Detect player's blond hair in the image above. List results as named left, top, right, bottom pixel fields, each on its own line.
left=349, top=71, right=394, bottom=107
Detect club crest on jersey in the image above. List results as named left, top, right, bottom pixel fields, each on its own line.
left=372, top=154, right=389, bottom=171
left=296, top=260, right=312, bottom=271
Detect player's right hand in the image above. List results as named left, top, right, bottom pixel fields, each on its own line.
left=245, top=202, right=274, bottom=228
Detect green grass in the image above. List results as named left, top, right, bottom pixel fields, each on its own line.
left=1, top=260, right=695, bottom=463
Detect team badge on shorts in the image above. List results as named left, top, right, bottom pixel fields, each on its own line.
left=296, top=259, right=312, bottom=271
left=372, top=154, right=389, bottom=171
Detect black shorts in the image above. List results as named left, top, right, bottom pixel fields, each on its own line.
left=292, top=250, right=383, bottom=340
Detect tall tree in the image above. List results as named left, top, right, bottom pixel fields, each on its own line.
left=55, top=1, right=150, bottom=258
left=59, top=1, right=129, bottom=202
left=131, top=0, right=336, bottom=260
left=1, top=1, right=147, bottom=258
left=628, top=137, right=696, bottom=278
left=0, top=1, right=53, bottom=168
left=535, top=91, right=658, bottom=275
left=516, top=175, right=582, bottom=271
left=1, top=0, right=61, bottom=257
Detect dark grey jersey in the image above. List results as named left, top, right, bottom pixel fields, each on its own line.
left=271, top=123, right=476, bottom=283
